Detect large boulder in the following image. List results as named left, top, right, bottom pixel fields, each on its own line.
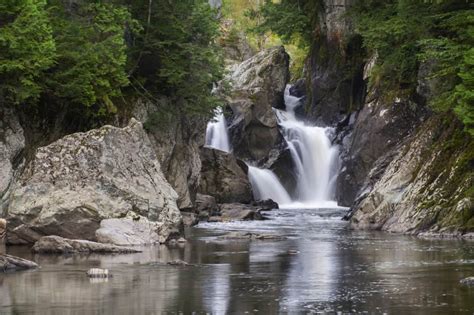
left=225, top=46, right=290, bottom=162
left=0, top=254, right=38, bottom=272
left=198, top=148, right=253, bottom=203
left=95, top=213, right=170, bottom=246
left=5, top=119, right=182, bottom=244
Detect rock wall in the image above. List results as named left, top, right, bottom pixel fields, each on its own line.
left=4, top=119, right=182, bottom=244
left=225, top=46, right=290, bottom=163
left=350, top=116, right=473, bottom=236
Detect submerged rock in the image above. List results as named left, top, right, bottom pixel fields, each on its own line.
left=199, top=148, right=252, bottom=204
left=460, top=277, right=474, bottom=287
left=32, top=236, right=141, bottom=254
left=0, top=254, right=38, bottom=272
left=87, top=268, right=111, bottom=278
left=218, top=232, right=285, bottom=240
left=5, top=119, right=182, bottom=244
left=251, top=199, right=279, bottom=211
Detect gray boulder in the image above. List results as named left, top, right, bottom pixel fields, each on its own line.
left=96, top=213, right=171, bottom=246
left=198, top=148, right=253, bottom=203
left=225, top=46, right=290, bottom=162
left=5, top=119, right=182, bottom=244
left=218, top=203, right=265, bottom=221
left=32, top=235, right=141, bottom=254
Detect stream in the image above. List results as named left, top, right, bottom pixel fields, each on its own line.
left=1, top=207, right=473, bottom=314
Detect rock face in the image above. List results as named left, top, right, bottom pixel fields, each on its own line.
left=32, top=236, right=141, bottom=254
left=225, top=46, right=290, bottom=162
left=198, top=148, right=253, bottom=204
left=350, top=116, right=473, bottom=236
left=0, top=254, right=38, bottom=272
left=95, top=214, right=171, bottom=246
left=5, top=119, right=182, bottom=244
left=305, top=0, right=365, bottom=125
left=133, top=100, right=205, bottom=210
left=0, top=107, right=25, bottom=213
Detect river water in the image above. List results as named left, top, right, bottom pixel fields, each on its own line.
left=1, top=208, right=473, bottom=314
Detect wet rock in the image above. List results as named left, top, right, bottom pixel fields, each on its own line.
left=218, top=232, right=286, bottom=240
left=167, top=260, right=191, bottom=266
left=5, top=119, right=182, bottom=244
left=208, top=216, right=223, bottom=223
left=199, top=148, right=252, bottom=203
left=0, top=254, right=38, bottom=272
left=0, top=219, right=6, bottom=246
left=32, top=236, right=141, bottom=254
left=87, top=268, right=111, bottom=278
left=460, top=277, right=474, bottom=287
left=251, top=199, right=279, bottom=211
left=218, top=203, right=264, bottom=221
left=225, top=46, right=289, bottom=162
left=96, top=213, right=174, bottom=246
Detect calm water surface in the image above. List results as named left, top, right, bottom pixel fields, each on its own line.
left=1, top=208, right=473, bottom=314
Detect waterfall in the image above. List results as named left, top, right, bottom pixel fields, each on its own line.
left=205, top=107, right=231, bottom=152
left=248, top=86, right=340, bottom=208
left=248, top=166, right=292, bottom=206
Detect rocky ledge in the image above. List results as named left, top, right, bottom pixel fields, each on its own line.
left=32, top=236, right=141, bottom=254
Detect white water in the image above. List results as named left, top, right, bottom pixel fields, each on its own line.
left=247, top=166, right=292, bottom=205
left=247, top=86, right=340, bottom=208
left=205, top=108, right=231, bottom=152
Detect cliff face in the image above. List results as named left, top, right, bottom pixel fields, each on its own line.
left=304, top=0, right=473, bottom=235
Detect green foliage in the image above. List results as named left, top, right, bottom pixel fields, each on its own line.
left=46, top=2, right=133, bottom=115
left=123, top=0, right=224, bottom=118
left=0, top=0, right=55, bottom=104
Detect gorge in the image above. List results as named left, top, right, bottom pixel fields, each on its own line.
left=0, top=0, right=473, bottom=313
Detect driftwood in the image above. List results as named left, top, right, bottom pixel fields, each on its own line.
left=0, top=254, right=38, bottom=272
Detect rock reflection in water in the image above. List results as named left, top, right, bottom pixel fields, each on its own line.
left=1, top=208, right=473, bottom=314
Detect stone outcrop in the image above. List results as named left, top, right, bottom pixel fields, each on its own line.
left=225, top=46, right=290, bottom=162
left=198, top=148, right=253, bottom=203
left=95, top=213, right=171, bottom=246
left=0, top=107, right=25, bottom=214
left=133, top=100, right=205, bottom=210
left=0, top=254, right=38, bottom=272
left=350, top=116, right=473, bottom=236
left=32, top=236, right=141, bottom=254
left=5, top=119, right=182, bottom=244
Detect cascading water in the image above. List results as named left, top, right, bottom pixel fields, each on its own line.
left=247, top=86, right=340, bottom=208
left=247, top=166, right=292, bottom=205
left=205, top=107, right=231, bottom=152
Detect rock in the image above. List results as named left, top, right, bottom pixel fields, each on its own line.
left=220, top=19, right=254, bottom=64
left=32, top=235, right=142, bottom=254
left=195, top=193, right=218, bottom=213
left=218, top=232, right=286, bottom=240
left=181, top=212, right=199, bottom=227
left=287, top=249, right=299, bottom=255
left=350, top=116, right=474, bottom=235
left=207, top=216, right=223, bottom=223
left=133, top=100, right=205, bottom=211
left=167, top=260, right=191, bottom=266
left=0, top=218, right=5, bottom=243
left=0, top=107, right=25, bottom=214
left=5, top=119, right=182, bottom=244
left=0, top=254, right=38, bottom=272
left=218, top=203, right=264, bottom=221
left=87, top=268, right=112, bottom=278
left=198, top=148, right=253, bottom=203
left=225, top=46, right=290, bottom=162
left=460, top=277, right=474, bottom=287
left=251, top=199, right=279, bottom=211
left=96, top=213, right=172, bottom=246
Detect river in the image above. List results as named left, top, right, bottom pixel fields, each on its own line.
left=1, top=207, right=473, bottom=314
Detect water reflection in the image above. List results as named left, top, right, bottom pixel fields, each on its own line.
left=1, top=208, right=473, bottom=314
